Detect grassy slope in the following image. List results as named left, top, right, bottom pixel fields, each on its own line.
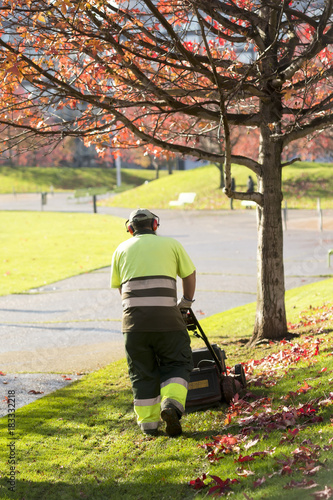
left=0, top=166, right=165, bottom=193
left=198, top=278, right=333, bottom=346
left=195, top=277, right=333, bottom=364
left=0, top=279, right=332, bottom=500
left=102, top=161, right=333, bottom=210
left=281, top=161, right=333, bottom=208
left=1, top=162, right=332, bottom=209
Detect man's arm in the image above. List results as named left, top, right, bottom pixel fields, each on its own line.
left=177, top=270, right=196, bottom=310
left=182, top=270, right=196, bottom=300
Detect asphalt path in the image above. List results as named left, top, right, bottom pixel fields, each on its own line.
left=0, top=192, right=332, bottom=414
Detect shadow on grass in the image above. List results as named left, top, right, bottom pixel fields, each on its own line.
left=0, top=372, right=135, bottom=440
left=0, top=479, right=195, bottom=500
left=283, top=176, right=331, bottom=199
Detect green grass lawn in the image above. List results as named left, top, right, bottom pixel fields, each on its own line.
left=0, top=166, right=165, bottom=194
left=102, top=161, right=333, bottom=210
left=0, top=280, right=332, bottom=499
left=0, top=210, right=332, bottom=499
left=0, top=212, right=129, bottom=296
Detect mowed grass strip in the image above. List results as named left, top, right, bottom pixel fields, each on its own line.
left=0, top=280, right=332, bottom=500
left=102, top=161, right=333, bottom=210
left=0, top=212, right=128, bottom=295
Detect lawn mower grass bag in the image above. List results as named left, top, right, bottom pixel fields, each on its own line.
left=184, top=309, right=247, bottom=411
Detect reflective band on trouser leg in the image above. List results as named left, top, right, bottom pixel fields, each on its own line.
left=160, top=378, right=188, bottom=415
left=134, top=396, right=161, bottom=431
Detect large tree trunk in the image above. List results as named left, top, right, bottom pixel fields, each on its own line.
left=250, top=104, right=288, bottom=344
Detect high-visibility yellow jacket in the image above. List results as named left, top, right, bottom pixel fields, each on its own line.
left=111, top=233, right=195, bottom=332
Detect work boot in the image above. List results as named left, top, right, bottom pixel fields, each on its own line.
left=161, top=408, right=182, bottom=437
left=143, top=429, right=158, bottom=437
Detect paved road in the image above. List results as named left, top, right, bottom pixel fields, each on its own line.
left=0, top=193, right=332, bottom=414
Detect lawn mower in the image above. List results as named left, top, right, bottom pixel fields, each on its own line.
left=184, top=309, right=247, bottom=411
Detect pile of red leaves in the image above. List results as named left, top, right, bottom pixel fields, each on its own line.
left=189, top=324, right=333, bottom=498
left=287, top=304, right=333, bottom=333
left=245, top=336, right=323, bottom=388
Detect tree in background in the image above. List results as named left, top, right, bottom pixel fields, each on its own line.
left=0, top=136, right=76, bottom=167
left=283, top=131, right=333, bottom=162
left=120, top=145, right=179, bottom=177
left=0, top=0, right=332, bottom=344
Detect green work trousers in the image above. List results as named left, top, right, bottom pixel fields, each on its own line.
left=124, top=329, right=193, bottom=432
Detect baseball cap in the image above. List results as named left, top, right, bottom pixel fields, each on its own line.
left=128, top=208, right=155, bottom=223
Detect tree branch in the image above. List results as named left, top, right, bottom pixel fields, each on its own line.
left=283, top=114, right=333, bottom=146
left=280, top=0, right=333, bottom=80
left=223, top=188, right=264, bottom=207
left=281, top=157, right=301, bottom=168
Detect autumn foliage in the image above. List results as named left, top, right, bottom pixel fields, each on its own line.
left=0, top=1, right=332, bottom=164
left=189, top=303, right=333, bottom=497
left=1, top=0, right=332, bottom=342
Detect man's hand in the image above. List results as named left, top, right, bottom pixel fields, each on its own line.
left=177, top=296, right=194, bottom=310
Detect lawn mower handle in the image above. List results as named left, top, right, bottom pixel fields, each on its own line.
left=182, top=308, right=224, bottom=375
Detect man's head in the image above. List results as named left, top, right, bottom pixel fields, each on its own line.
left=126, top=208, right=160, bottom=235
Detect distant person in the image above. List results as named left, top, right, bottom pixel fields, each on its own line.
left=230, top=177, right=236, bottom=210
left=247, top=175, right=254, bottom=194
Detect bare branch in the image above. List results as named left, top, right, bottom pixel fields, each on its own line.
left=283, top=114, right=333, bottom=147
left=223, top=188, right=264, bottom=207
left=281, top=157, right=301, bottom=168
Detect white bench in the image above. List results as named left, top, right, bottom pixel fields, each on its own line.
left=169, top=192, right=196, bottom=206
left=329, top=249, right=333, bottom=267
left=241, top=200, right=256, bottom=208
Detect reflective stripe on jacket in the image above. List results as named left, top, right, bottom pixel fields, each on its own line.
left=122, top=276, right=177, bottom=309
left=121, top=275, right=185, bottom=332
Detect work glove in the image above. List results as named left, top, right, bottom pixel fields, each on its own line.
left=177, top=296, right=194, bottom=310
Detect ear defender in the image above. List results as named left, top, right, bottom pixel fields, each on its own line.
left=125, top=213, right=160, bottom=234
left=152, top=218, right=158, bottom=231
left=151, top=213, right=160, bottom=231
left=125, top=219, right=134, bottom=234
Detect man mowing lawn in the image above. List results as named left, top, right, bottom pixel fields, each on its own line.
left=110, top=208, right=196, bottom=437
